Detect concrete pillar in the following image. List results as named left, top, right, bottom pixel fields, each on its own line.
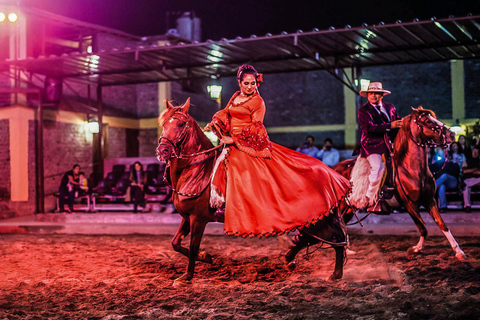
left=0, top=106, right=34, bottom=201
left=451, top=60, right=465, bottom=121
left=343, top=68, right=357, bottom=149
left=157, top=81, right=171, bottom=135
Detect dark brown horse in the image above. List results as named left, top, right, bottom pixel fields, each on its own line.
left=156, top=99, right=348, bottom=284
left=333, top=107, right=467, bottom=260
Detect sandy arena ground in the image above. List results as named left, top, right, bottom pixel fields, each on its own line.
left=0, top=233, right=479, bottom=319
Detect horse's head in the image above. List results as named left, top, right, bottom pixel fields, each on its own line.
left=409, top=106, right=455, bottom=147
left=156, top=98, right=192, bottom=161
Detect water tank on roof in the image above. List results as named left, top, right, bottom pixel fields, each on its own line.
left=176, top=12, right=201, bottom=42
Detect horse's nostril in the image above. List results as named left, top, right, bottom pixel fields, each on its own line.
left=450, top=132, right=455, bottom=140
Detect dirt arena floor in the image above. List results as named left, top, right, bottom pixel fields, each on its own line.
left=0, top=233, right=479, bottom=320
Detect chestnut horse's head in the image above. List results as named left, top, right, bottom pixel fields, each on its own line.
left=156, top=98, right=192, bottom=161
left=409, top=106, right=455, bottom=147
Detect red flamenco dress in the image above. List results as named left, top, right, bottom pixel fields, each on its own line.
left=209, top=91, right=351, bottom=237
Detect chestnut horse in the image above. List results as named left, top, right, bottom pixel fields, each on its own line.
left=333, top=107, right=467, bottom=260
left=156, top=99, right=348, bottom=284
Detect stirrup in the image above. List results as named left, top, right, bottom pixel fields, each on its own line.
left=213, top=208, right=225, bottom=222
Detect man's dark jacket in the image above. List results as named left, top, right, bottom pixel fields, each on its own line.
left=358, top=102, right=400, bottom=157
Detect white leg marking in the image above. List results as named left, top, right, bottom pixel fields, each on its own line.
left=443, top=230, right=468, bottom=260
left=412, top=236, right=425, bottom=253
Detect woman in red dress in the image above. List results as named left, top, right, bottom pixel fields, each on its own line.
left=205, top=65, right=351, bottom=237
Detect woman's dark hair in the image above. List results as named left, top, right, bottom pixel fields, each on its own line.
left=72, top=164, right=80, bottom=170
left=133, top=161, right=143, bottom=171
left=237, top=64, right=258, bottom=81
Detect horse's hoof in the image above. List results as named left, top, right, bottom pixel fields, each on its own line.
left=285, top=261, right=296, bottom=272
left=326, top=274, right=342, bottom=282
left=346, top=248, right=356, bottom=255
left=173, top=274, right=192, bottom=288
left=406, top=247, right=420, bottom=258
left=455, top=251, right=468, bottom=262
left=198, top=251, right=213, bottom=264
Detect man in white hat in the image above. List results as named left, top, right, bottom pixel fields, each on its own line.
left=358, top=82, right=402, bottom=209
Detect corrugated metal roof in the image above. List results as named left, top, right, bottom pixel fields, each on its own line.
left=4, top=14, right=480, bottom=87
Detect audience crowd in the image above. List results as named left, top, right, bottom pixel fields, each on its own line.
left=429, top=134, right=480, bottom=212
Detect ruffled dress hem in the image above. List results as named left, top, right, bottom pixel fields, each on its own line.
left=222, top=190, right=351, bottom=238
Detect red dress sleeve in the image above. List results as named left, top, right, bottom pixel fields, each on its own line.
left=232, top=98, right=273, bottom=158
left=209, top=108, right=231, bottom=139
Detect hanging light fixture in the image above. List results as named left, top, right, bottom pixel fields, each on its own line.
left=86, top=115, right=99, bottom=133
left=207, top=85, right=222, bottom=99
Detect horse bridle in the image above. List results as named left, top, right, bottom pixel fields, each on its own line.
left=158, top=112, right=191, bottom=159
left=158, top=112, right=223, bottom=198
left=410, top=112, right=450, bottom=148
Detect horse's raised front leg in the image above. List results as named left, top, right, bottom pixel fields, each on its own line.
left=174, top=218, right=209, bottom=286
left=426, top=200, right=467, bottom=261
left=171, top=217, right=190, bottom=259
left=403, top=201, right=428, bottom=255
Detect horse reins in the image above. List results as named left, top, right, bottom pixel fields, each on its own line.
left=391, top=112, right=450, bottom=205
left=159, top=112, right=223, bottom=198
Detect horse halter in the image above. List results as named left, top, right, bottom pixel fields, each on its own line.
left=411, top=112, right=450, bottom=148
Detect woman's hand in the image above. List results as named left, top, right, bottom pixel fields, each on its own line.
left=204, top=122, right=213, bottom=132
left=220, top=136, right=234, bottom=145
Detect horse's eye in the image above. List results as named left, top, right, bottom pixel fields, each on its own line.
left=178, top=122, right=185, bottom=127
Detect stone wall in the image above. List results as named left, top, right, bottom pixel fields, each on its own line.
left=137, top=83, right=159, bottom=118
left=360, top=62, right=452, bottom=119
left=0, top=120, right=10, bottom=198
left=139, top=129, right=158, bottom=158
left=171, top=81, right=220, bottom=123
left=42, top=121, right=93, bottom=211
left=106, top=126, right=127, bottom=159
left=269, top=131, right=346, bottom=150
left=102, top=85, right=138, bottom=117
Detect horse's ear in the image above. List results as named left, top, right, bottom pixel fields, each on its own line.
left=418, top=105, right=423, bottom=110
left=180, top=98, right=191, bottom=114
left=166, top=100, right=175, bottom=109
left=411, top=106, right=417, bottom=112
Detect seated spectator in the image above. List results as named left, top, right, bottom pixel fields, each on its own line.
left=449, top=142, right=466, bottom=168
left=436, top=146, right=461, bottom=212
left=316, top=138, right=340, bottom=167
left=462, top=146, right=480, bottom=213
left=458, top=135, right=471, bottom=160
left=58, top=164, right=81, bottom=213
left=77, top=172, right=89, bottom=197
left=296, top=135, right=319, bottom=158
left=129, top=161, right=147, bottom=213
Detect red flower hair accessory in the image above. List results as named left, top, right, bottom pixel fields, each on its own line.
left=256, top=73, right=264, bottom=84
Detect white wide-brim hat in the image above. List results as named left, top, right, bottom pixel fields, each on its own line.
left=359, top=82, right=391, bottom=97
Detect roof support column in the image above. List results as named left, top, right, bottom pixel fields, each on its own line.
left=97, top=85, right=104, bottom=176
left=343, top=68, right=358, bottom=149
left=450, top=60, right=465, bottom=121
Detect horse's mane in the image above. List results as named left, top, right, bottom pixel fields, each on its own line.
left=394, top=108, right=437, bottom=162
